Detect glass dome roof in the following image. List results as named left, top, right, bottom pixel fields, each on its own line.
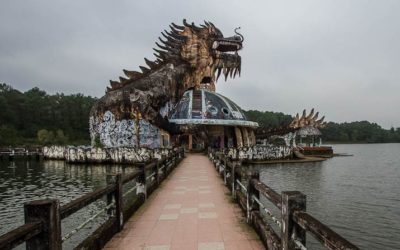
left=169, top=89, right=258, bottom=128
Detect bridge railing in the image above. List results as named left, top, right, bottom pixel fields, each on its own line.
left=209, top=149, right=359, bottom=250
left=0, top=147, right=184, bottom=250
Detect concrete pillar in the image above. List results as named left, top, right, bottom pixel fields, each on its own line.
left=188, top=134, right=193, bottom=150
left=234, top=127, right=243, bottom=148
left=241, top=128, right=249, bottom=147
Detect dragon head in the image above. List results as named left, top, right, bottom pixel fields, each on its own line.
left=108, top=19, right=243, bottom=93
left=154, top=19, right=243, bottom=91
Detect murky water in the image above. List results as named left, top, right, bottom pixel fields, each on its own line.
left=251, top=143, right=400, bottom=250
left=1, top=144, right=399, bottom=249
left=0, top=160, right=137, bottom=249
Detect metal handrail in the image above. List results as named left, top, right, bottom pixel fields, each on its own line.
left=62, top=202, right=115, bottom=242
left=252, top=195, right=281, bottom=228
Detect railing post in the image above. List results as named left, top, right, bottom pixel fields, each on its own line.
left=138, top=163, right=147, bottom=200
left=246, top=171, right=260, bottom=223
left=223, top=157, right=227, bottom=185
left=281, top=191, right=306, bottom=250
left=155, top=160, right=160, bottom=186
left=173, top=151, right=177, bottom=167
left=24, top=199, right=61, bottom=250
left=115, top=174, right=123, bottom=231
left=106, top=175, right=113, bottom=216
left=231, top=160, right=237, bottom=198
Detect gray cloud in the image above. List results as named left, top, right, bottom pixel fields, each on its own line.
left=1, top=0, right=399, bottom=128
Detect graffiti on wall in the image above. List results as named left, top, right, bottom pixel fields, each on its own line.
left=90, top=111, right=161, bottom=148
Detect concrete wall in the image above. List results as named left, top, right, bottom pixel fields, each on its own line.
left=226, top=145, right=293, bottom=160
left=43, top=145, right=175, bottom=163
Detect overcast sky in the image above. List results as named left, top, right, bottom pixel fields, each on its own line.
left=1, top=0, right=399, bottom=128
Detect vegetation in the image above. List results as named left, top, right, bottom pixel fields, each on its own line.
left=0, top=83, right=96, bottom=146
left=1, top=83, right=399, bottom=146
left=243, top=110, right=400, bottom=143
left=321, top=121, right=400, bottom=143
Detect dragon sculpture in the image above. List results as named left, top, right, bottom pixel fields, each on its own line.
left=289, top=108, right=326, bottom=130
left=90, top=19, right=244, bottom=148
left=260, top=108, right=326, bottom=136
left=260, top=109, right=326, bottom=147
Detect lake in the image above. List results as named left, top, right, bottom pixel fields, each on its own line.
left=252, top=143, right=400, bottom=249
left=0, top=160, right=137, bottom=249
left=0, top=144, right=399, bottom=249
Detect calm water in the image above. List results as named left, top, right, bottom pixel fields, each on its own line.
left=0, top=160, right=137, bottom=249
left=251, top=143, right=400, bottom=250
left=0, top=144, right=399, bottom=249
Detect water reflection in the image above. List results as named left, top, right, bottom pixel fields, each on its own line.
left=250, top=143, right=400, bottom=250
left=0, top=159, right=137, bottom=249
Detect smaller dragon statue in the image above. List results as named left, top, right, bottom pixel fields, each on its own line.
left=262, top=109, right=326, bottom=147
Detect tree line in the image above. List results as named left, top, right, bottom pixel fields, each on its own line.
left=244, top=110, right=400, bottom=143
left=0, top=84, right=96, bottom=146
left=1, top=84, right=399, bottom=146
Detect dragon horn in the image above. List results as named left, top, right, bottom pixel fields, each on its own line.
left=183, top=19, right=191, bottom=27
left=109, top=80, right=121, bottom=89
left=171, top=22, right=184, bottom=30
left=191, top=22, right=202, bottom=31
left=216, top=68, right=222, bottom=80
left=123, top=69, right=142, bottom=79
left=306, top=108, right=314, bottom=120
left=144, top=58, right=157, bottom=69
left=139, top=66, right=150, bottom=73
left=233, top=68, right=238, bottom=78
left=229, top=68, right=234, bottom=78
left=155, top=42, right=171, bottom=52
left=153, top=52, right=165, bottom=60
left=169, top=25, right=183, bottom=35
left=162, top=31, right=183, bottom=43
left=119, top=76, right=128, bottom=83
left=167, top=29, right=185, bottom=40
left=312, top=112, right=319, bottom=121
left=153, top=48, right=168, bottom=56
left=208, top=21, right=216, bottom=28
left=234, top=27, right=244, bottom=42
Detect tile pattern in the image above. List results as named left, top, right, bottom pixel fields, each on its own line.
left=103, top=154, right=264, bottom=250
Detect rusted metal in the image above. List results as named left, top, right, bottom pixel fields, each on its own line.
left=252, top=195, right=281, bottom=228
left=251, top=179, right=282, bottom=209
left=0, top=222, right=42, bottom=250
left=62, top=202, right=114, bottom=242
left=251, top=211, right=281, bottom=250
left=293, top=211, right=359, bottom=250
left=60, top=184, right=116, bottom=219
left=122, top=170, right=141, bottom=184
left=75, top=218, right=118, bottom=250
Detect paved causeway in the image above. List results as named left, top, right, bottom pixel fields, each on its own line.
left=104, top=154, right=263, bottom=250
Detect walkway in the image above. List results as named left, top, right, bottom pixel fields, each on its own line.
left=104, top=154, right=263, bottom=250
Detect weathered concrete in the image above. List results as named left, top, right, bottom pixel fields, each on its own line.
left=103, top=154, right=263, bottom=250
left=226, top=145, right=293, bottom=160
left=43, top=146, right=173, bottom=163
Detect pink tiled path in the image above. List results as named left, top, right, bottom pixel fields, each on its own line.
left=104, top=154, right=264, bottom=250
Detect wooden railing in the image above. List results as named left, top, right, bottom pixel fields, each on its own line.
left=0, top=148, right=184, bottom=250
left=209, top=149, right=359, bottom=250
left=0, top=147, right=42, bottom=160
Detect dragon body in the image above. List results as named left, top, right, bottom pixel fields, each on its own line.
left=90, top=20, right=243, bottom=148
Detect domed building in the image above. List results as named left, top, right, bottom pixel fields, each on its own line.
left=168, top=89, right=258, bottom=150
